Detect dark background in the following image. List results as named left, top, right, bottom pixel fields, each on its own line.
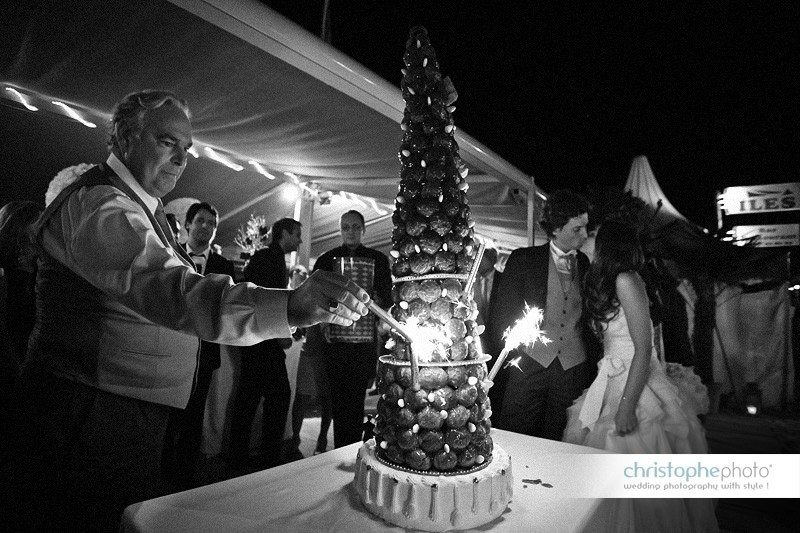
left=263, top=0, right=798, bottom=230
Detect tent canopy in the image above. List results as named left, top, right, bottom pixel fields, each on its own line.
left=1, top=0, right=546, bottom=259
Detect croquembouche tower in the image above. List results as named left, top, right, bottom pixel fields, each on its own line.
left=354, top=26, right=512, bottom=531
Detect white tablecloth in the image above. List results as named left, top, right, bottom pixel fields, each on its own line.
left=123, top=429, right=617, bottom=532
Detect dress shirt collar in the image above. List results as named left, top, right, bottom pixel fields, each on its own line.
left=550, top=241, right=577, bottom=275
left=186, top=244, right=210, bottom=260
left=550, top=240, right=577, bottom=260
left=106, top=153, right=159, bottom=215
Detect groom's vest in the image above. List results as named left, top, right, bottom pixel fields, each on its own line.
left=527, top=255, right=587, bottom=370
left=26, top=165, right=199, bottom=408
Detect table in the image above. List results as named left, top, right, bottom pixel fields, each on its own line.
left=123, top=429, right=616, bottom=532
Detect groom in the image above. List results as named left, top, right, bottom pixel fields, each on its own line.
left=485, top=189, right=598, bottom=440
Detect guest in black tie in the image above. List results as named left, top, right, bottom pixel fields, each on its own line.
left=486, top=190, right=599, bottom=440
left=162, top=202, right=234, bottom=489
left=228, top=218, right=302, bottom=471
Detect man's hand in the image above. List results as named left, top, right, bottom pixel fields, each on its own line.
left=287, top=270, right=370, bottom=328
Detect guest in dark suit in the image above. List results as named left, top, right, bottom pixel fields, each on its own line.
left=485, top=190, right=598, bottom=440
left=163, top=202, right=235, bottom=489
left=314, top=210, right=392, bottom=448
left=228, top=218, right=302, bottom=470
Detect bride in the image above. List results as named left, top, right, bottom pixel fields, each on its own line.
left=563, top=219, right=717, bottom=531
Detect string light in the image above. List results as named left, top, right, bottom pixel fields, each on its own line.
left=13, top=86, right=399, bottom=222
left=368, top=197, right=388, bottom=216
left=204, top=147, right=244, bottom=171
left=248, top=160, right=276, bottom=179
left=5, top=87, right=38, bottom=111
left=52, top=101, right=96, bottom=128
left=347, top=191, right=368, bottom=209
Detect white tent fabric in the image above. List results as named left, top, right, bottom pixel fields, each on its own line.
left=624, top=154, right=688, bottom=228
left=1, top=0, right=546, bottom=258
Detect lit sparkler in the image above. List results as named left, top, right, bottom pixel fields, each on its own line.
left=486, top=304, right=550, bottom=382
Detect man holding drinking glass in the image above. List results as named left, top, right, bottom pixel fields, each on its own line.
left=313, top=210, right=392, bottom=448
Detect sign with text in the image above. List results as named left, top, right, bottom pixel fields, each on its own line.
left=732, top=224, right=800, bottom=247
left=720, top=182, right=799, bottom=214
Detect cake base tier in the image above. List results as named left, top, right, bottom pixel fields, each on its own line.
left=354, top=439, right=512, bottom=532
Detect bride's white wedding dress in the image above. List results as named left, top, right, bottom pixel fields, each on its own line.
left=563, top=306, right=718, bottom=532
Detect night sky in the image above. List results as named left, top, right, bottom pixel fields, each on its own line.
left=263, top=1, right=798, bottom=229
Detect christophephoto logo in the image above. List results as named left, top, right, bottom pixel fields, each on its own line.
left=622, top=460, right=773, bottom=491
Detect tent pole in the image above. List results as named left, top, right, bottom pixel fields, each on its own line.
left=527, top=176, right=536, bottom=246
left=296, top=184, right=316, bottom=268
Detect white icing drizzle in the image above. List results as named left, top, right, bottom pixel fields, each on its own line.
left=488, top=475, right=494, bottom=513
left=450, top=482, right=460, bottom=526
left=364, top=466, right=373, bottom=504
left=356, top=456, right=368, bottom=496
left=369, top=467, right=380, bottom=505
left=403, top=478, right=416, bottom=518
left=389, top=478, right=399, bottom=514
left=472, top=478, right=479, bottom=514
left=428, top=483, right=438, bottom=520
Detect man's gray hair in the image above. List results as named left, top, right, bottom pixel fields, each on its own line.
left=107, top=90, right=190, bottom=154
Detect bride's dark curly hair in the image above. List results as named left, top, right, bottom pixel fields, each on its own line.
left=584, top=219, right=645, bottom=340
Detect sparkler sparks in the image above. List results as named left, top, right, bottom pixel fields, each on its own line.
left=502, top=304, right=550, bottom=350
left=400, top=318, right=451, bottom=363
left=504, top=356, right=524, bottom=372
left=487, top=304, right=550, bottom=381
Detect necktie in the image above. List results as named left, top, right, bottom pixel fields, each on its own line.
left=556, top=254, right=575, bottom=275
left=189, top=252, right=205, bottom=274
left=567, top=254, right=577, bottom=277
left=154, top=202, right=194, bottom=267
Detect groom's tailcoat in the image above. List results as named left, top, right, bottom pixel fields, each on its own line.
left=484, top=243, right=599, bottom=430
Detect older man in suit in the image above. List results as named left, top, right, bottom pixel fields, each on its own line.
left=1, top=90, right=369, bottom=531
left=485, top=190, right=598, bottom=441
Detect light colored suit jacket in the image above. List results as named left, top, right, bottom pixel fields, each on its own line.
left=30, top=163, right=291, bottom=408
